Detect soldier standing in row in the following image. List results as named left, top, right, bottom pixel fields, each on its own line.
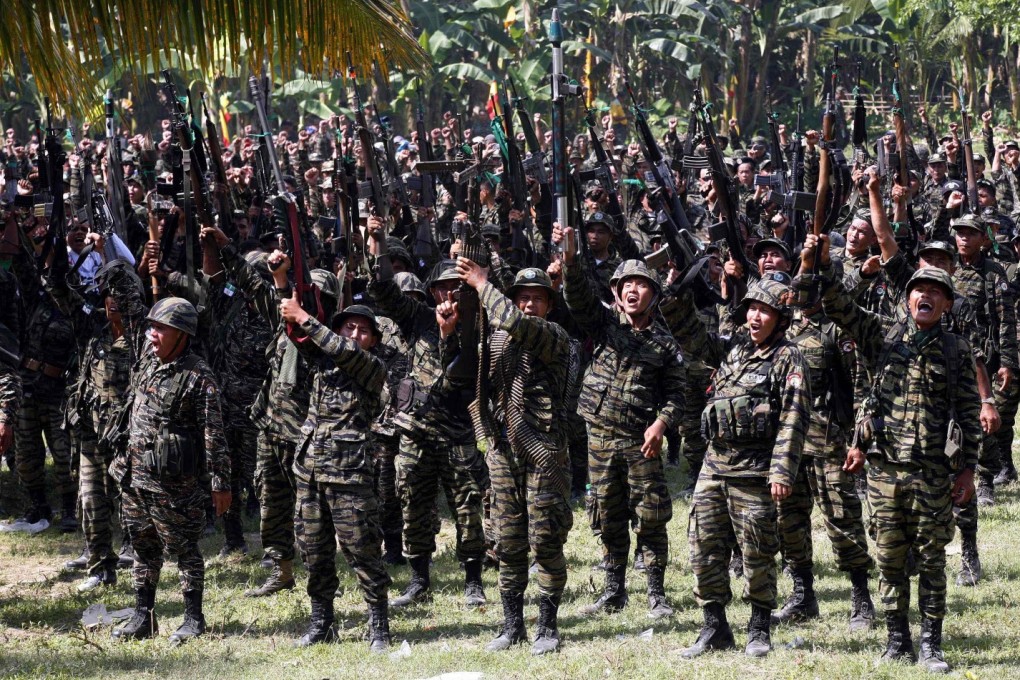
left=457, top=261, right=572, bottom=655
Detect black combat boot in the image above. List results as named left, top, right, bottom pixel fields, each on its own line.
left=645, top=566, right=674, bottom=620
left=995, top=454, right=1018, bottom=486
left=580, top=564, right=628, bottom=616
left=485, top=591, right=527, bottom=651
left=771, top=567, right=819, bottom=624
left=390, top=556, right=431, bottom=608
left=976, top=475, right=995, bottom=507
left=681, top=603, right=736, bottom=658
left=881, top=612, right=917, bottom=663
left=295, top=597, right=337, bottom=646
left=117, top=542, right=136, bottom=570
left=632, top=545, right=646, bottom=573
left=168, top=590, right=206, bottom=646
left=848, top=569, right=876, bottom=632
left=245, top=558, right=296, bottom=597
left=383, top=532, right=406, bottom=566
left=59, top=493, right=78, bottom=533
left=112, top=586, right=158, bottom=640
left=18, top=489, right=52, bottom=524
left=464, top=559, right=487, bottom=607
left=956, top=531, right=982, bottom=587
left=219, top=511, right=247, bottom=557
left=918, top=616, right=950, bottom=673
left=368, top=602, right=391, bottom=653
left=666, top=435, right=680, bottom=467
left=745, top=604, right=772, bottom=657
left=531, top=593, right=561, bottom=655
left=64, top=546, right=89, bottom=570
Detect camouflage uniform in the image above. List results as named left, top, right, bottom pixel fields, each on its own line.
left=473, top=273, right=572, bottom=651
left=564, top=258, right=684, bottom=617
left=107, top=288, right=229, bottom=643
left=368, top=273, right=486, bottom=603
left=290, top=309, right=390, bottom=647
left=821, top=265, right=981, bottom=666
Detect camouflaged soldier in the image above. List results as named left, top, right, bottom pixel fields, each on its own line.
left=207, top=226, right=342, bottom=598
left=278, top=299, right=391, bottom=651
left=949, top=213, right=1018, bottom=509
left=203, top=248, right=275, bottom=556
left=558, top=224, right=684, bottom=622
left=458, top=262, right=572, bottom=655
left=367, top=257, right=487, bottom=609
left=662, top=275, right=810, bottom=659
left=106, top=292, right=231, bottom=646
left=0, top=323, right=21, bottom=464
left=817, top=246, right=980, bottom=673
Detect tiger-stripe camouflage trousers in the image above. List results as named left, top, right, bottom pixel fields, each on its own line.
left=588, top=427, right=672, bottom=571
left=16, top=397, right=73, bottom=500
left=778, top=450, right=873, bottom=573
left=222, top=411, right=258, bottom=546
left=122, top=483, right=206, bottom=593
left=254, top=430, right=297, bottom=562
left=369, top=435, right=402, bottom=540
left=867, top=463, right=954, bottom=618
left=993, top=380, right=1020, bottom=473
left=955, top=421, right=1004, bottom=535
left=487, top=439, right=573, bottom=596
left=76, top=412, right=120, bottom=576
left=681, top=360, right=713, bottom=471
left=396, top=435, right=485, bottom=563
left=689, top=475, right=779, bottom=609
left=294, top=474, right=392, bottom=603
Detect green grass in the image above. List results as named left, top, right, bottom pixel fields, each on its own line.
left=2, top=459, right=1020, bottom=679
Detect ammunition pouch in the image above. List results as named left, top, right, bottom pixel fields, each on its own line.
left=702, top=396, right=775, bottom=444
left=149, top=423, right=200, bottom=479
left=395, top=377, right=429, bottom=416
left=945, top=419, right=964, bottom=473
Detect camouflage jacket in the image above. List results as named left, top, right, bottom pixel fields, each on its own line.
left=106, top=266, right=230, bottom=494
left=563, top=257, right=685, bottom=438
left=219, top=243, right=312, bottom=444
left=662, top=289, right=810, bottom=487
left=205, top=279, right=274, bottom=414
left=0, top=361, right=21, bottom=425
left=292, top=315, right=386, bottom=486
left=952, top=253, right=1018, bottom=373
left=370, top=315, right=411, bottom=440
left=820, top=264, right=981, bottom=473
left=477, top=281, right=570, bottom=446
left=19, top=286, right=76, bottom=399
left=368, top=276, right=473, bottom=443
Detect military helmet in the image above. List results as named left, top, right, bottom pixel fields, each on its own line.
left=507, top=267, right=555, bottom=299
left=737, top=273, right=794, bottom=325
left=310, top=269, right=341, bottom=301
left=609, top=259, right=661, bottom=297
left=332, top=304, right=381, bottom=337
left=752, top=237, right=793, bottom=262
left=394, top=271, right=427, bottom=298
left=146, top=297, right=198, bottom=337
left=906, top=266, right=954, bottom=301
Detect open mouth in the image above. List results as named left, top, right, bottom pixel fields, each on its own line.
left=626, top=294, right=639, bottom=305
left=917, top=301, right=933, bottom=313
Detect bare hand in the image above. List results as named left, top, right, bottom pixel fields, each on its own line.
left=201, top=226, right=229, bottom=249
left=212, top=490, right=232, bottom=517
left=996, top=367, right=1013, bottom=392
left=771, top=483, right=792, bottom=503
left=980, top=402, right=1001, bottom=435
left=641, top=419, right=667, bottom=459
left=843, top=447, right=865, bottom=474
left=952, top=468, right=975, bottom=507
left=268, top=249, right=291, bottom=275
left=861, top=255, right=881, bottom=277
left=455, top=256, right=488, bottom=290
left=280, top=290, right=310, bottom=325
left=436, top=291, right=459, bottom=339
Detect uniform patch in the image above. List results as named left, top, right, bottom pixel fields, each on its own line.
left=875, top=285, right=886, bottom=297
left=738, top=373, right=768, bottom=387
left=786, top=372, right=803, bottom=389
left=1002, top=282, right=1009, bottom=292
left=840, top=339, right=856, bottom=353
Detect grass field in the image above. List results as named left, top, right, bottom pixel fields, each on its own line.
left=2, top=459, right=1020, bottom=680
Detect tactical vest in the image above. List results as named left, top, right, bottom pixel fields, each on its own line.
left=701, top=353, right=778, bottom=445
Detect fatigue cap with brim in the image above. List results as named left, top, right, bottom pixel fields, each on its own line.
left=586, top=211, right=614, bottom=230
left=928, top=153, right=947, bottom=164
left=853, top=208, right=873, bottom=226
left=146, top=297, right=199, bottom=336
left=244, top=249, right=271, bottom=277
left=507, top=267, right=555, bottom=299
left=610, top=259, right=661, bottom=296
left=310, top=269, right=341, bottom=301
left=918, top=239, right=956, bottom=257
left=737, top=274, right=793, bottom=323
left=950, top=214, right=985, bottom=234
left=332, top=304, right=381, bottom=337
left=752, top=237, right=793, bottom=262
left=977, top=178, right=995, bottom=191
left=429, top=259, right=460, bottom=287
left=942, top=180, right=965, bottom=195
left=394, top=271, right=426, bottom=297
left=1006, top=141, right=1020, bottom=151
left=906, top=266, right=954, bottom=301
left=974, top=153, right=986, bottom=164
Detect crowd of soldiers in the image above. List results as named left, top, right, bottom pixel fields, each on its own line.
left=1, top=71, right=1018, bottom=674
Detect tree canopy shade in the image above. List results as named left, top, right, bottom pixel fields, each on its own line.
left=0, top=0, right=428, bottom=113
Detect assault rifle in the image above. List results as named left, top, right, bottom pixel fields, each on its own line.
left=757, top=88, right=814, bottom=252
left=958, top=86, right=979, bottom=215
left=103, top=91, right=129, bottom=244
left=249, top=75, right=325, bottom=336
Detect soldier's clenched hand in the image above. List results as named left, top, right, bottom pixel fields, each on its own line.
left=212, top=490, right=231, bottom=517
left=771, top=483, right=792, bottom=502
left=280, top=290, right=310, bottom=326
left=952, top=468, right=975, bottom=507
left=455, top=256, right=488, bottom=290
left=641, top=419, right=667, bottom=459
left=436, top=291, right=459, bottom=339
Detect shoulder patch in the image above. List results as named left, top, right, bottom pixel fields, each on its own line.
left=786, top=372, right=803, bottom=390
left=840, top=339, right=856, bottom=353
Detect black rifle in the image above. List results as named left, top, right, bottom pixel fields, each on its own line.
left=411, top=90, right=441, bottom=270
left=758, top=88, right=815, bottom=252
left=508, top=76, right=554, bottom=238
left=958, top=86, right=979, bottom=215
left=104, top=90, right=129, bottom=244
left=578, top=107, right=624, bottom=222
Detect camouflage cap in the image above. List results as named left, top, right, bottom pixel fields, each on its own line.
left=906, top=266, right=954, bottom=301
left=244, top=250, right=271, bottom=280
left=752, top=237, right=793, bottom=262
left=310, top=268, right=341, bottom=301
left=609, top=259, right=661, bottom=295
left=429, top=258, right=460, bottom=286
left=852, top=208, right=873, bottom=226
left=146, top=297, right=199, bottom=336
left=394, top=271, right=426, bottom=297
left=585, top=211, right=615, bottom=230
left=737, top=274, right=793, bottom=323
left=917, top=240, right=956, bottom=261
left=332, top=304, right=381, bottom=337
left=928, top=152, right=947, bottom=164
left=950, top=214, right=985, bottom=233
left=507, top=267, right=555, bottom=299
